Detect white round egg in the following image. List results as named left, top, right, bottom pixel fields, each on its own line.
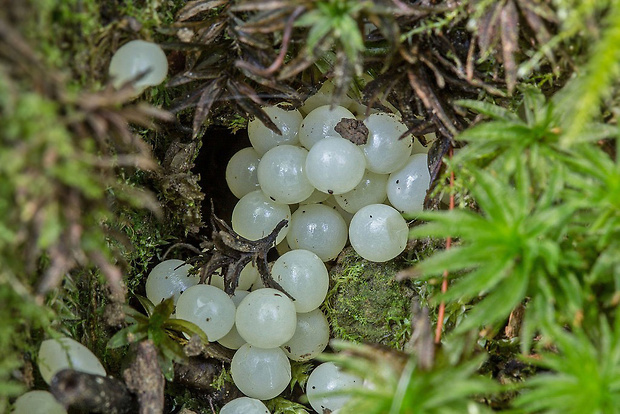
left=334, top=170, right=388, bottom=214
left=349, top=204, right=409, bottom=262
left=226, top=147, right=261, bottom=199
left=232, top=190, right=291, bottom=244
left=387, top=153, right=430, bottom=215
left=235, top=288, right=297, bottom=348
left=305, top=137, right=366, bottom=195
left=299, top=105, right=356, bottom=149
left=231, top=344, right=291, bottom=400
left=299, top=189, right=331, bottom=205
left=257, top=145, right=314, bottom=204
left=38, top=337, right=106, bottom=385
left=286, top=204, right=348, bottom=262
left=362, top=112, right=413, bottom=174
left=248, top=106, right=303, bottom=155
left=176, top=285, right=236, bottom=342
left=220, top=397, right=270, bottom=414
left=108, top=40, right=168, bottom=92
left=307, top=362, right=361, bottom=413
left=281, top=309, right=330, bottom=361
left=145, top=259, right=197, bottom=305
left=272, top=250, right=329, bottom=312
left=11, top=391, right=66, bottom=414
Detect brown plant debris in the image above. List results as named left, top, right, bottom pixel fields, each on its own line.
left=335, top=118, right=369, bottom=145
left=123, top=340, right=165, bottom=414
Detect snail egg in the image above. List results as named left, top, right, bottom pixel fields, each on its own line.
left=349, top=204, right=408, bottom=262
left=272, top=249, right=329, bottom=312
left=38, top=337, right=106, bottom=385
left=299, top=105, right=355, bottom=149
left=299, top=189, right=331, bottom=205
left=248, top=106, right=303, bottom=155
left=231, top=344, right=291, bottom=400
left=307, top=362, right=361, bottom=413
left=286, top=204, right=348, bottom=262
left=232, top=190, right=291, bottom=244
left=257, top=145, right=314, bottom=204
left=225, top=147, right=261, bottom=199
left=334, top=170, right=389, bottom=214
left=11, top=391, right=66, bottom=414
left=235, top=288, right=297, bottom=348
left=218, top=290, right=250, bottom=350
left=108, top=40, right=168, bottom=92
left=387, top=153, right=430, bottom=215
left=220, top=397, right=270, bottom=414
left=362, top=112, right=413, bottom=174
left=281, top=308, right=330, bottom=361
left=176, top=285, right=236, bottom=341
left=145, top=259, right=197, bottom=305
left=305, top=137, right=366, bottom=195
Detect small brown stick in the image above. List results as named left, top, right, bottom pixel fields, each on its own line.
left=434, top=147, right=454, bottom=344
left=123, top=340, right=165, bottom=414
left=50, top=369, right=134, bottom=413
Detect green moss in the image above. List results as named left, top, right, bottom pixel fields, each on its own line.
left=324, top=248, right=415, bottom=349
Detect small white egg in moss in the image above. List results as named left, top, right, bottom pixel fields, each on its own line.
left=231, top=190, right=291, bottom=245
left=307, top=362, right=361, bottom=413
left=176, top=285, right=236, bottom=342
left=299, top=105, right=356, bottom=149
left=362, top=112, right=413, bottom=174
left=218, top=290, right=250, bottom=350
left=334, top=170, right=388, bottom=214
left=231, top=344, right=291, bottom=400
left=38, top=337, right=106, bottom=385
left=272, top=249, right=329, bottom=312
left=349, top=204, right=408, bottom=262
left=281, top=308, right=330, bottom=361
left=236, top=288, right=297, bottom=348
left=386, top=153, right=430, bottom=215
left=286, top=204, right=348, bottom=262
left=108, top=40, right=168, bottom=93
left=220, top=396, right=270, bottom=414
left=11, top=391, right=66, bottom=414
left=257, top=145, right=314, bottom=204
left=305, top=137, right=366, bottom=195
left=145, top=259, right=197, bottom=305
left=225, top=147, right=261, bottom=199
left=248, top=106, right=303, bottom=156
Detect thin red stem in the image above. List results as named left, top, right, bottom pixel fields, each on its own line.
left=435, top=147, right=454, bottom=344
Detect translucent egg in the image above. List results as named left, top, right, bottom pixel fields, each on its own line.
left=11, top=391, right=67, bottom=414
left=220, top=397, right=270, bottom=414
left=257, top=145, right=314, bottom=204
left=307, top=362, right=361, bottom=413
left=387, top=153, right=430, bottom=215
left=145, top=259, right=197, bottom=305
left=299, top=105, right=355, bottom=149
left=272, top=250, right=329, bottom=312
left=281, top=309, right=330, bottom=361
left=176, top=285, right=236, bottom=341
left=38, top=337, right=106, bottom=385
left=108, top=40, right=168, bottom=92
left=218, top=290, right=250, bottom=350
left=208, top=262, right=258, bottom=291
left=334, top=170, right=389, bottom=214
left=362, top=112, right=413, bottom=174
left=349, top=204, right=409, bottom=262
left=231, top=344, right=291, bottom=400
left=299, top=189, right=331, bottom=205
left=286, top=204, right=348, bottom=262
left=232, top=190, right=291, bottom=244
left=305, top=137, right=366, bottom=195
left=248, top=106, right=303, bottom=155
left=236, top=288, right=297, bottom=348
left=226, top=147, right=261, bottom=199
left=322, top=197, right=354, bottom=225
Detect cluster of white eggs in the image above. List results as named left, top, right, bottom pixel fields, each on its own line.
left=226, top=100, right=431, bottom=263
left=145, top=257, right=359, bottom=413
